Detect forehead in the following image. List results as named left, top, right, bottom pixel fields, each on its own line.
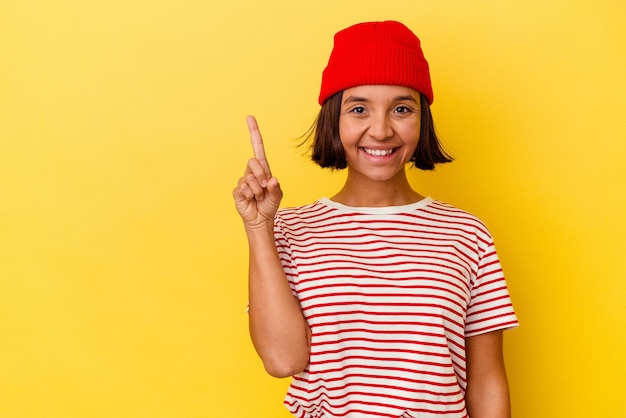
left=342, top=85, right=420, bottom=103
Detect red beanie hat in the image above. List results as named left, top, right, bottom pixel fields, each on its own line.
left=318, top=20, right=433, bottom=105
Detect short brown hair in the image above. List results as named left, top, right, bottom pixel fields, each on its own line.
left=308, top=91, right=453, bottom=170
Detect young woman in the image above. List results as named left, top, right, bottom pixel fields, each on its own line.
left=233, top=20, right=518, bottom=418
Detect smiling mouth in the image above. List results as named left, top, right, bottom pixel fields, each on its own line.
left=362, top=147, right=397, bottom=156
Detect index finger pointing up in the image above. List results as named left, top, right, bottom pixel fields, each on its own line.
left=246, top=115, right=272, bottom=176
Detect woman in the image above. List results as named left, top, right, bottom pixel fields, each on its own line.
left=233, top=20, right=518, bottom=418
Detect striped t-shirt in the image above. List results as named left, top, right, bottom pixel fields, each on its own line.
left=274, top=197, right=518, bottom=418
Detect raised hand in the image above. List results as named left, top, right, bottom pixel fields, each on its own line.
left=233, top=116, right=283, bottom=228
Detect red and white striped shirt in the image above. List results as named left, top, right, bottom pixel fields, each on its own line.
left=274, top=197, right=518, bottom=418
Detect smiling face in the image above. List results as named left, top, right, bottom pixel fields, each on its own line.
left=338, top=85, right=421, bottom=185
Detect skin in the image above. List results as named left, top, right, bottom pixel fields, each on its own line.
left=332, top=85, right=424, bottom=206
left=233, top=86, right=512, bottom=416
left=233, top=116, right=311, bottom=378
left=465, top=331, right=512, bottom=417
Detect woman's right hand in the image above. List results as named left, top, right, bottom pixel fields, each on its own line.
left=233, top=115, right=283, bottom=230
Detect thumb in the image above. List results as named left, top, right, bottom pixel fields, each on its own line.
left=266, top=177, right=283, bottom=203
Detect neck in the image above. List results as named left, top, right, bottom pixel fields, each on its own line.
left=331, top=170, right=424, bottom=207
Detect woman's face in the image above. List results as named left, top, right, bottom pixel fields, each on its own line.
left=338, top=84, right=421, bottom=183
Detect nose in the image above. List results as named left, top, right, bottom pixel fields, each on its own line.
left=368, top=113, right=393, bottom=140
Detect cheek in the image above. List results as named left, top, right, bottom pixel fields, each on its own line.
left=401, top=123, right=421, bottom=148
left=338, top=124, right=360, bottom=147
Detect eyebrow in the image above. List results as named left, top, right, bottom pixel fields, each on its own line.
left=342, top=95, right=418, bottom=105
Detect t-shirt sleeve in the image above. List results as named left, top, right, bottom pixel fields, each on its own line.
left=465, top=234, right=519, bottom=337
left=274, top=213, right=298, bottom=296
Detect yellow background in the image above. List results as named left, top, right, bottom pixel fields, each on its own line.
left=1, top=0, right=624, bottom=417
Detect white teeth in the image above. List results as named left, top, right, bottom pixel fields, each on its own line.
left=364, top=148, right=394, bottom=156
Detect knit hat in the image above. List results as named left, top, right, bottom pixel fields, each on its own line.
left=318, top=20, right=433, bottom=105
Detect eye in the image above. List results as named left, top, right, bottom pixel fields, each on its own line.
left=394, top=105, right=413, bottom=114
left=349, top=106, right=366, bottom=114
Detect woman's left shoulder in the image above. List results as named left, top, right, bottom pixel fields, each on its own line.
left=424, top=199, right=490, bottom=231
